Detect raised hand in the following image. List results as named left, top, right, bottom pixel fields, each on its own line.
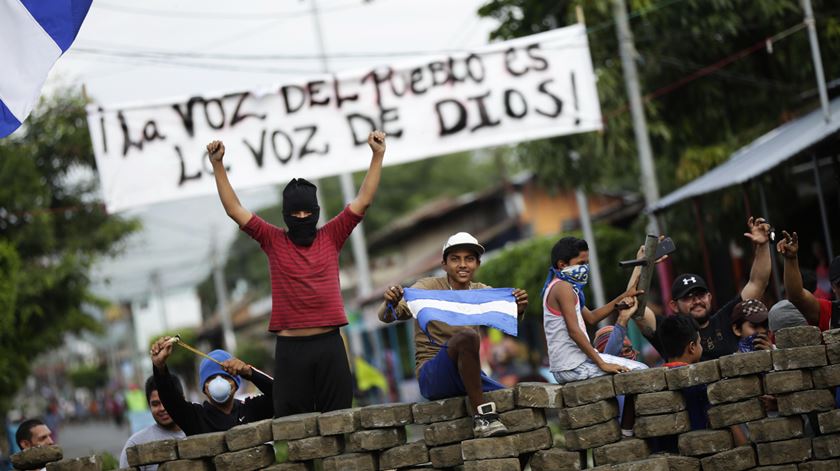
left=616, top=296, right=637, bottom=326
left=776, top=231, right=799, bottom=259
left=221, top=358, right=252, bottom=377
left=368, top=130, right=386, bottom=154
left=513, top=288, right=528, bottom=315
left=744, top=216, right=771, bottom=245
left=150, top=336, right=175, bottom=369
left=207, top=140, right=225, bottom=163
left=384, top=285, right=403, bottom=304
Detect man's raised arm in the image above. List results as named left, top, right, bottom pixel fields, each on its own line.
left=208, top=140, right=252, bottom=226
left=349, top=131, right=386, bottom=216
left=741, top=216, right=772, bottom=301
left=777, top=231, right=821, bottom=325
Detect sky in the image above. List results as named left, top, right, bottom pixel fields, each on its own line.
left=46, top=0, right=501, bottom=301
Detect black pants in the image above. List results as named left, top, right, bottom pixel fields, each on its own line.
left=273, top=329, right=353, bottom=418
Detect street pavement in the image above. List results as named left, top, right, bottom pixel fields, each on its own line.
left=56, top=420, right=131, bottom=460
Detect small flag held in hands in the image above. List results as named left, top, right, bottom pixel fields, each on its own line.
left=403, top=288, right=519, bottom=336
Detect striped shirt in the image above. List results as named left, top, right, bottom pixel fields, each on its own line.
left=242, top=205, right=363, bottom=331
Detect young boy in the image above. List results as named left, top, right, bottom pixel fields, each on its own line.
left=730, top=299, right=772, bottom=353
left=378, top=232, right=528, bottom=438
left=208, top=131, right=386, bottom=417
left=543, top=237, right=647, bottom=384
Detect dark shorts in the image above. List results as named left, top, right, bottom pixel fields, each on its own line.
left=417, top=345, right=503, bottom=401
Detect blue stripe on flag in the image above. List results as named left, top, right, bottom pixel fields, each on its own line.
left=20, top=0, right=93, bottom=52
left=415, top=307, right=518, bottom=336
left=0, top=100, right=23, bottom=138
left=404, top=287, right=515, bottom=304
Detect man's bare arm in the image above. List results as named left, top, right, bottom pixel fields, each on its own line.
left=349, top=131, right=386, bottom=216
left=778, top=231, right=821, bottom=325
left=208, top=140, right=252, bottom=226
left=741, top=216, right=772, bottom=301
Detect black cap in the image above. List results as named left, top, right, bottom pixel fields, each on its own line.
left=830, top=256, right=840, bottom=284
left=671, top=273, right=709, bottom=300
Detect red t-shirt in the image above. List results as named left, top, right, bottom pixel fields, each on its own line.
left=242, top=205, right=363, bottom=331
left=816, top=298, right=840, bottom=331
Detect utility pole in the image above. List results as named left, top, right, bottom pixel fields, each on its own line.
left=309, top=0, right=374, bottom=298
left=150, top=271, right=169, bottom=332
left=612, top=0, right=661, bottom=235
left=211, top=231, right=237, bottom=353
left=570, top=151, right=606, bottom=308
left=801, top=0, right=831, bottom=123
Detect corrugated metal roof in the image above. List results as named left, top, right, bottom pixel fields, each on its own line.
left=650, top=98, right=840, bottom=212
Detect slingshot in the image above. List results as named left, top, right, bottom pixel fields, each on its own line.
left=167, top=335, right=274, bottom=380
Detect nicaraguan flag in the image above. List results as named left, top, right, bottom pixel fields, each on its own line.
left=0, top=0, right=92, bottom=138
left=404, top=288, right=519, bottom=336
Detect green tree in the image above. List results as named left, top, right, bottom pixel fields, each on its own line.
left=68, top=364, right=110, bottom=391
left=0, top=91, right=139, bottom=415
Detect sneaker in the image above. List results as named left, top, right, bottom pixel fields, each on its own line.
left=473, top=402, right=508, bottom=438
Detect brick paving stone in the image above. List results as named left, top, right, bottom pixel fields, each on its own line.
left=747, top=416, right=804, bottom=443
left=46, top=456, right=103, bottom=471
left=411, top=397, right=466, bottom=424
left=763, top=370, right=813, bottom=395
left=558, top=399, right=619, bottom=429
left=707, top=397, right=765, bottom=428
left=157, top=459, right=212, bottom=471
left=462, top=458, right=520, bottom=471
left=812, top=364, right=840, bottom=388
left=777, top=389, right=836, bottom=416
left=129, top=439, right=178, bottom=466
left=346, top=427, right=405, bottom=452
left=677, top=430, right=733, bottom=456
left=461, top=435, right=518, bottom=460
left=634, top=411, right=691, bottom=438
left=665, top=360, right=720, bottom=389
left=513, top=427, right=553, bottom=454
left=563, top=419, right=621, bottom=451
left=756, top=438, right=812, bottom=465
left=213, top=444, right=275, bottom=471
left=317, top=408, right=361, bottom=435
left=226, top=418, right=273, bottom=451
left=359, top=403, right=413, bottom=428
left=706, top=375, right=763, bottom=404
left=529, top=448, right=581, bottom=471
left=429, top=443, right=462, bottom=468
left=593, top=438, right=650, bottom=465
left=468, top=388, right=515, bottom=413
left=635, top=391, right=686, bottom=416
left=818, top=409, right=840, bottom=434
left=774, top=326, right=822, bottom=348
left=377, top=440, right=428, bottom=470
left=514, top=382, right=563, bottom=408
left=423, top=417, right=473, bottom=446
left=499, top=408, right=546, bottom=433
left=322, top=452, right=377, bottom=471
left=800, top=460, right=840, bottom=471
left=11, top=445, right=63, bottom=470
left=272, top=413, right=320, bottom=441
left=772, top=345, right=828, bottom=370
left=699, top=446, right=756, bottom=471
left=286, top=436, right=343, bottom=461
left=613, top=368, right=668, bottom=395
left=718, top=350, right=772, bottom=377
left=813, top=434, right=840, bottom=459
left=178, top=431, right=227, bottom=459
left=562, top=376, right=615, bottom=407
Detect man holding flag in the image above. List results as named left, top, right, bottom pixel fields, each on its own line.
left=378, top=232, right=528, bottom=438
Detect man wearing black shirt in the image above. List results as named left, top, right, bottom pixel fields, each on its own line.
left=637, top=217, right=772, bottom=361
left=150, top=336, right=274, bottom=436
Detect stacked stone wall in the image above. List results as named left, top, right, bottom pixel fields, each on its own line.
left=12, top=326, right=840, bottom=470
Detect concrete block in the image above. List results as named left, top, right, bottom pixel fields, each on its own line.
left=800, top=460, right=840, bottom=471
left=747, top=416, right=804, bottom=443
left=11, top=445, right=63, bottom=470
left=706, top=375, right=763, bottom=404
left=213, top=444, right=275, bottom=471
left=829, top=342, right=840, bottom=364
left=772, top=345, right=828, bottom=370
left=262, top=463, right=313, bottom=471
left=635, top=390, right=686, bottom=415
left=346, top=427, right=405, bottom=452
left=699, top=446, right=756, bottom=471
left=529, top=448, right=581, bottom=471
left=593, top=438, right=650, bottom=465
left=563, top=418, right=621, bottom=451
left=45, top=456, right=102, bottom=471
left=377, top=440, right=428, bottom=470
left=613, top=367, right=668, bottom=394
left=756, top=438, right=812, bottom=465
left=634, top=411, right=691, bottom=438
left=178, top=431, right=227, bottom=459
left=157, top=459, right=212, bottom=471
left=764, top=369, right=813, bottom=394
left=823, top=328, right=840, bottom=344
left=562, top=376, right=615, bottom=407
left=359, top=403, right=413, bottom=428
left=777, top=389, right=836, bottom=415
left=775, top=325, right=822, bottom=348
left=423, top=417, right=473, bottom=446
left=286, top=435, right=343, bottom=461
left=499, top=408, right=545, bottom=433
left=429, top=443, right=462, bottom=468
left=317, top=408, right=360, bottom=435
left=515, top=382, right=563, bottom=408
left=272, top=413, right=320, bottom=441
left=818, top=409, right=840, bottom=434
left=463, top=458, right=520, bottom=471
left=718, top=350, right=772, bottom=377
left=461, top=435, right=518, bottom=460
left=468, top=388, right=515, bottom=412
left=612, top=455, right=700, bottom=471
left=411, top=397, right=466, bottom=424
left=665, top=360, right=720, bottom=389
left=677, top=430, right=733, bottom=456
left=129, top=439, right=179, bottom=466
left=813, top=434, right=840, bottom=459
left=513, top=426, right=553, bottom=454
left=322, top=452, right=377, bottom=471
left=812, top=364, right=840, bottom=388
left=558, top=399, right=618, bottom=429
left=707, top=397, right=765, bottom=428
left=751, top=466, right=799, bottom=471
left=226, top=418, right=273, bottom=451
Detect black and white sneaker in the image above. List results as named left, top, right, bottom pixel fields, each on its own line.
left=473, top=402, right=508, bottom=438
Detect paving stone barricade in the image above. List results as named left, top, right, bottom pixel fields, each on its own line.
left=12, top=327, right=840, bottom=471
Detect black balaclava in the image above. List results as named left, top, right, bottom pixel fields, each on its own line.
left=282, top=178, right=320, bottom=246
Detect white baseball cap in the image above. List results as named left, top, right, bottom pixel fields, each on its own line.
left=442, top=232, right=485, bottom=257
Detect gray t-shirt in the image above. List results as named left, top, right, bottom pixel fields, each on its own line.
left=119, top=423, right=185, bottom=470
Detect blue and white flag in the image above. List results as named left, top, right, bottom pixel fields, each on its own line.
left=0, top=0, right=92, bottom=138
left=403, top=288, right=519, bottom=336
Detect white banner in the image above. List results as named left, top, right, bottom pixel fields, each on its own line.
left=87, top=25, right=602, bottom=212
